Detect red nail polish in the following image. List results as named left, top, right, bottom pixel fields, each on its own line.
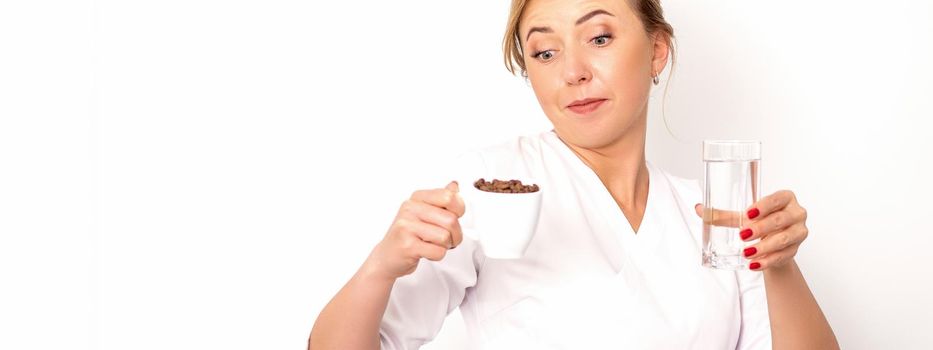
left=749, top=262, right=761, bottom=270
left=744, top=247, right=757, bottom=257
left=747, top=208, right=760, bottom=219
left=740, top=228, right=753, bottom=240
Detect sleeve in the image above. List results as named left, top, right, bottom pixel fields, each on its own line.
left=735, top=268, right=773, bottom=350
left=378, top=151, right=488, bottom=350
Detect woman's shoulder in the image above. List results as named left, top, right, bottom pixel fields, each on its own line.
left=427, top=132, right=553, bottom=188
left=459, top=130, right=555, bottom=173
left=656, top=166, right=700, bottom=192
left=650, top=163, right=703, bottom=209
left=468, top=130, right=554, bottom=160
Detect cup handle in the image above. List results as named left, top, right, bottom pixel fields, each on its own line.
left=456, top=183, right=480, bottom=241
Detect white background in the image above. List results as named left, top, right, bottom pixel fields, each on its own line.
left=1, top=0, right=931, bottom=349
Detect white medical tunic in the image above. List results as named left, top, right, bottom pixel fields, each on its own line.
left=379, top=131, right=772, bottom=349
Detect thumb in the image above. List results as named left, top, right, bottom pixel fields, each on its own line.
left=446, top=181, right=466, bottom=218
left=446, top=180, right=460, bottom=193
left=695, top=204, right=743, bottom=227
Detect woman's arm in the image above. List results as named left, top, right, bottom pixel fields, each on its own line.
left=697, top=190, right=839, bottom=349
left=763, top=260, right=839, bottom=349
left=725, top=190, right=839, bottom=349
left=309, top=182, right=465, bottom=350
left=308, top=262, right=395, bottom=350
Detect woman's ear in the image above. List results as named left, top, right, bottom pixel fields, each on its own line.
left=651, top=32, right=671, bottom=75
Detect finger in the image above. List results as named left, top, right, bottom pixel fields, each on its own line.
left=695, top=204, right=743, bottom=228
left=747, top=190, right=796, bottom=221
left=401, top=200, right=463, bottom=247
left=397, top=218, right=455, bottom=249
left=741, top=208, right=807, bottom=241
left=410, top=183, right=466, bottom=217
left=742, top=224, right=808, bottom=259
left=748, top=243, right=799, bottom=271
left=411, top=221, right=454, bottom=249
left=415, top=240, right=448, bottom=262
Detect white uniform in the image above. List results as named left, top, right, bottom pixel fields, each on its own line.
left=379, top=130, right=772, bottom=349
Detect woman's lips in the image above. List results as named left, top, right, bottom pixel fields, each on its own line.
left=566, top=99, right=607, bottom=115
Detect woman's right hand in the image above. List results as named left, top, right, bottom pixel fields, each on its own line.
left=362, top=181, right=466, bottom=282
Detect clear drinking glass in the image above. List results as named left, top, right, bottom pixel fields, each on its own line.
left=702, top=140, right=761, bottom=270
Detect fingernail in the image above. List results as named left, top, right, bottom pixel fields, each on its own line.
left=743, top=247, right=757, bottom=257
left=740, top=228, right=753, bottom=240
left=747, top=208, right=760, bottom=219
left=749, top=262, right=761, bottom=270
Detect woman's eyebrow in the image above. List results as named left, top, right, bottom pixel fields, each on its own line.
left=575, top=9, right=614, bottom=26
left=525, top=9, right=615, bottom=42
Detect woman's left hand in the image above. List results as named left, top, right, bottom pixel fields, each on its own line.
left=695, top=190, right=809, bottom=271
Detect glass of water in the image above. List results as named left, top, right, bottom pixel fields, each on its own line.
left=702, top=140, right=761, bottom=270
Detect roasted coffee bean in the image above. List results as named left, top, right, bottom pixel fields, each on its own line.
left=473, top=178, right=540, bottom=193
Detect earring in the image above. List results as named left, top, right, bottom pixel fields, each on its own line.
left=652, top=73, right=660, bottom=85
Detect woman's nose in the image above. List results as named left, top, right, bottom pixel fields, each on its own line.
left=562, top=51, right=592, bottom=86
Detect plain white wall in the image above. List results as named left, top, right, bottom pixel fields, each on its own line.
left=1, top=0, right=931, bottom=349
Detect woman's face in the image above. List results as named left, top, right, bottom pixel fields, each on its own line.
left=520, top=0, right=668, bottom=149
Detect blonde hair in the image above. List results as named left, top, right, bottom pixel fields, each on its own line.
left=502, top=0, right=676, bottom=78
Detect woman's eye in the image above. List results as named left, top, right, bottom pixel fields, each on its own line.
left=592, top=34, right=613, bottom=47
left=533, top=50, right=555, bottom=61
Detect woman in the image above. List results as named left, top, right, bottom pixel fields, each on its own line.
left=309, top=0, right=839, bottom=348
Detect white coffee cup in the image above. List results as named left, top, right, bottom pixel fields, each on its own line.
left=456, top=178, right=543, bottom=259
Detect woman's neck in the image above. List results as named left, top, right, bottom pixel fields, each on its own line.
left=555, top=122, right=650, bottom=231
